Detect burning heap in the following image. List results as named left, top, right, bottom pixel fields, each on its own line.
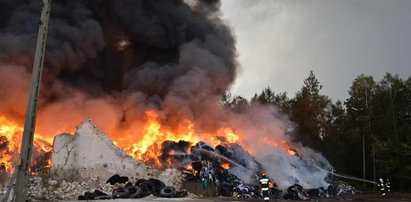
left=0, top=114, right=52, bottom=173
left=0, top=0, right=332, bottom=192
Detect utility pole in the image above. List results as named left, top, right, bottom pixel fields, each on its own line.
left=362, top=121, right=366, bottom=185
left=363, top=82, right=367, bottom=184
left=14, top=1, right=51, bottom=201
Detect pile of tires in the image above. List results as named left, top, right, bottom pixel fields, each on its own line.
left=78, top=176, right=187, bottom=200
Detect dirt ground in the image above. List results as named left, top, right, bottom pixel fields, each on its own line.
left=63, top=192, right=411, bottom=202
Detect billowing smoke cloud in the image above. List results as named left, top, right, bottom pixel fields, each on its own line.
left=0, top=0, right=331, bottom=189
left=0, top=0, right=236, bottom=130
left=222, top=105, right=332, bottom=189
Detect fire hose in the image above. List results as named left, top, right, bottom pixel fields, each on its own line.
left=195, top=148, right=259, bottom=178
left=312, top=164, right=377, bottom=184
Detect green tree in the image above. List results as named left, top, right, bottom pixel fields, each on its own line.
left=344, top=75, right=376, bottom=181
left=371, top=74, right=411, bottom=190
left=251, top=87, right=291, bottom=113
left=290, top=70, right=331, bottom=150
left=221, top=91, right=249, bottom=112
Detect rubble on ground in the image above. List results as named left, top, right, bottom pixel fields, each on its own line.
left=26, top=174, right=188, bottom=200
left=27, top=177, right=114, bottom=200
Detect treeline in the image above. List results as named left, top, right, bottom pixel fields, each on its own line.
left=222, top=71, right=411, bottom=192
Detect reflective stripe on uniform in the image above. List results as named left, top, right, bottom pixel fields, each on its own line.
left=264, top=197, right=269, bottom=200
left=262, top=187, right=269, bottom=191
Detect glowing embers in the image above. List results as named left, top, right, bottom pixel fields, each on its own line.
left=112, top=35, right=131, bottom=51
left=220, top=162, right=230, bottom=169
left=117, top=39, right=131, bottom=51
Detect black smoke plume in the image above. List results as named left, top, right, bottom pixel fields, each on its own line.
left=0, top=0, right=236, bottom=131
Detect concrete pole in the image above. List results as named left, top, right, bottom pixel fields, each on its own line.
left=362, top=122, right=366, bottom=184
left=14, top=1, right=51, bottom=201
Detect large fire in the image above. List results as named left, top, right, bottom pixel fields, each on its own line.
left=0, top=114, right=53, bottom=172
left=123, top=110, right=241, bottom=167
left=0, top=110, right=297, bottom=173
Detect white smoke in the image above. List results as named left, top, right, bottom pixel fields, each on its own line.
left=223, top=104, right=332, bottom=189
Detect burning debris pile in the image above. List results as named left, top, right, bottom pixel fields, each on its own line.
left=51, top=119, right=184, bottom=188
left=20, top=119, right=187, bottom=200
left=46, top=118, right=348, bottom=200
left=0, top=0, right=349, bottom=200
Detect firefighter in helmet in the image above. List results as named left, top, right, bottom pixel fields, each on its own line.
left=377, top=177, right=386, bottom=197
left=385, top=178, right=391, bottom=193
left=259, top=172, right=271, bottom=201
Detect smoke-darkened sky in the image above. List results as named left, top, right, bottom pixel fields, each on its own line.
left=221, top=0, right=411, bottom=101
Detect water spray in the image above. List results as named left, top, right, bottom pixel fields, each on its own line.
left=312, top=163, right=377, bottom=184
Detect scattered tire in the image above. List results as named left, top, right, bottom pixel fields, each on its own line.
left=106, top=174, right=120, bottom=185
left=93, top=190, right=109, bottom=197
left=119, top=176, right=129, bottom=184
left=112, top=188, right=130, bottom=199
left=94, top=195, right=112, bottom=200
left=148, top=178, right=166, bottom=196
left=135, top=179, right=147, bottom=186
left=83, top=192, right=95, bottom=200
left=160, top=186, right=176, bottom=197
left=106, top=174, right=129, bottom=185
left=175, top=191, right=188, bottom=197
left=127, top=186, right=143, bottom=198
left=125, top=182, right=133, bottom=187
left=141, top=180, right=156, bottom=193
left=148, top=178, right=166, bottom=189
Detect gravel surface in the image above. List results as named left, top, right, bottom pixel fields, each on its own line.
left=60, top=192, right=411, bottom=202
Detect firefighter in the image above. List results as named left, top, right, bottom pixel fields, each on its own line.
left=259, top=172, right=271, bottom=201
left=385, top=178, right=391, bottom=193
left=0, top=163, right=5, bottom=173
left=377, top=177, right=386, bottom=197
left=0, top=163, right=6, bottom=188
left=200, top=161, right=213, bottom=189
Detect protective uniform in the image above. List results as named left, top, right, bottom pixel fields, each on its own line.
left=377, top=178, right=386, bottom=197
left=385, top=178, right=391, bottom=193
left=200, top=162, right=213, bottom=189
left=0, top=163, right=5, bottom=173
left=259, top=173, right=271, bottom=201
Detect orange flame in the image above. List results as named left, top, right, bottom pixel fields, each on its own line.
left=221, top=162, right=230, bottom=169
left=0, top=114, right=53, bottom=172
left=123, top=110, right=241, bottom=167
left=259, top=138, right=297, bottom=156
left=1, top=108, right=299, bottom=172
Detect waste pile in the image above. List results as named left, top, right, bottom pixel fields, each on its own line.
left=77, top=174, right=187, bottom=200
left=40, top=119, right=357, bottom=201
left=175, top=141, right=358, bottom=200
left=25, top=173, right=188, bottom=201
left=27, top=177, right=115, bottom=200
